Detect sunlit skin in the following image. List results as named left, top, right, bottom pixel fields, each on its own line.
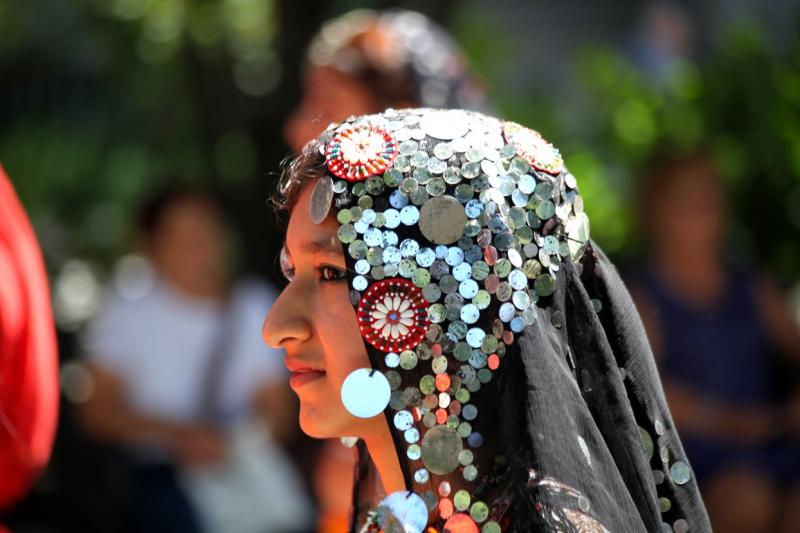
left=262, top=182, right=405, bottom=493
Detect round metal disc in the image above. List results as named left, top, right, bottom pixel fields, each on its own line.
left=419, top=196, right=467, bottom=245
left=380, top=491, right=429, bottom=533
left=309, top=176, right=334, bottom=224
left=443, top=513, right=478, bottom=533
left=567, top=212, right=591, bottom=260
left=421, top=425, right=463, bottom=475
left=419, top=110, right=470, bottom=140
left=340, top=368, right=390, bottom=418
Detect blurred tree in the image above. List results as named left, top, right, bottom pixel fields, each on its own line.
left=0, top=0, right=798, bottom=287
left=454, top=7, right=800, bottom=283
left=0, top=0, right=456, bottom=287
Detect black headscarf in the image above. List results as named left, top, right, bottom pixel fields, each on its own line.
left=291, top=108, right=710, bottom=533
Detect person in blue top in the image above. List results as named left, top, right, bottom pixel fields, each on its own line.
left=629, top=150, right=800, bottom=533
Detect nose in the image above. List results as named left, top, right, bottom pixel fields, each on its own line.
left=262, top=282, right=313, bottom=349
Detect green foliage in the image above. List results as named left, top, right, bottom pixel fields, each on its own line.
left=0, top=0, right=282, bottom=270
left=1, top=1, right=798, bottom=285
left=454, top=11, right=800, bottom=281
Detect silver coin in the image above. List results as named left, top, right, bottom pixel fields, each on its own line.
left=421, top=425, right=463, bottom=475
left=309, top=176, right=333, bottom=224
left=419, top=196, right=467, bottom=245
left=567, top=212, right=591, bottom=260
left=565, top=172, right=578, bottom=189
left=419, top=110, right=470, bottom=140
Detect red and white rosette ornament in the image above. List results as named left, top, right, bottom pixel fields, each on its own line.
left=502, top=121, right=564, bottom=175
left=357, top=278, right=430, bottom=352
left=325, top=123, right=399, bottom=182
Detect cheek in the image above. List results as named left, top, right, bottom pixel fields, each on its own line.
left=317, top=286, right=371, bottom=381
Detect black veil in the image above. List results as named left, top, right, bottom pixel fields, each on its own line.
left=348, top=241, right=710, bottom=532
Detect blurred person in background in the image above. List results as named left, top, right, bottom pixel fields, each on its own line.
left=630, top=1, right=695, bottom=77
left=0, top=166, right=58, bottom=531
left=283, top=10, right=488, bottom=532
left=80, top=185, right=311, bottom=533
left=284, top=9, right=487, bottom=154
left=629, top=151, right=800, bottom=533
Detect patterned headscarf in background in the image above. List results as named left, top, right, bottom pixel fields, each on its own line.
left=307, top=10, right=488, bottom=112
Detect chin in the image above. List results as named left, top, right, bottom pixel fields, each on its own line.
left=298, top=403, right=342, bottom=439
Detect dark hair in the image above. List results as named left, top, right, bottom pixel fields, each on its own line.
left=272, top=140, right=327, bottom=213
left=137, top=184, right=219, bottom=238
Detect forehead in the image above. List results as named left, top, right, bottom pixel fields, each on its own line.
left=284, top=183, right=341, bottom=257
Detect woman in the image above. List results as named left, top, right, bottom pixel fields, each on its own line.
left=629, top=152, right=800, bottom=533
left=264, top=108, right=711, bottom=532
left=284, top=11, right=489, bottom=531
left=284, top=8, right=487, bottom=153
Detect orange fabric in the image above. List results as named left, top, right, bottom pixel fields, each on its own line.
left=0, top=165, right=59, bottom=509
left=317, top=515, right=349, bottom=533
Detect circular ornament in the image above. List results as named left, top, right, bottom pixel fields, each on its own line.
left=673, top=519, right=690, bottom=533
left=309, top=176, right=334, bottom=224
left=470, top=501, right=489, bottom=523
left=420, top=110, right=470, bottom=140
left=670, top=461, right=692, bottom=485
left=482, top=522, right=501, bottom=533
left=326, top=124, right=399, bottom=182
left=358, top=279, right=430, bottom=352
left=439, top=497, right=455, bottom=520
left=421, top=425, right=463, bottom=475
left=379, top=491, right=429, bottom=533
left=340, top=368, right=391, bottom=418
left=419, top=196, right=468, bottom=245
left=443, top=513, right=479, bottom=533
left=502, top=121, right=563, bottom=175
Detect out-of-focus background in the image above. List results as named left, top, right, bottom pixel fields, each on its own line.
left=2, top=1, right=800, bottom=532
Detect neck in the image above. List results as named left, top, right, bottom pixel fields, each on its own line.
left=362, top=428, right=406, bottom=495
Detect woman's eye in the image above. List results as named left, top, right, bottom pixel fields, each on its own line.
left=320, top=266, right=346, bottom=281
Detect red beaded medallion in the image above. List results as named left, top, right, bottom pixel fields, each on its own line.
left=325, top=124, right=399, bottom=182
left=502, top=121, right=563, bottom=175
left=357, top=278, right=430, bottom=352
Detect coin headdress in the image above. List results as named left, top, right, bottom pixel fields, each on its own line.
left=285, top=108, right=710, bottom=533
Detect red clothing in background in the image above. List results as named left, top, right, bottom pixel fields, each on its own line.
left=0, top=165, right=58, bottom=510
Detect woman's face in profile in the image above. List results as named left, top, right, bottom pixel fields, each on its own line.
left=263, top=183, right=376, bottom=439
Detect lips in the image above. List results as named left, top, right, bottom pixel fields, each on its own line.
left=286, top=359, right=326, bottom=388
left=289, top=368, right=326, bottom=388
